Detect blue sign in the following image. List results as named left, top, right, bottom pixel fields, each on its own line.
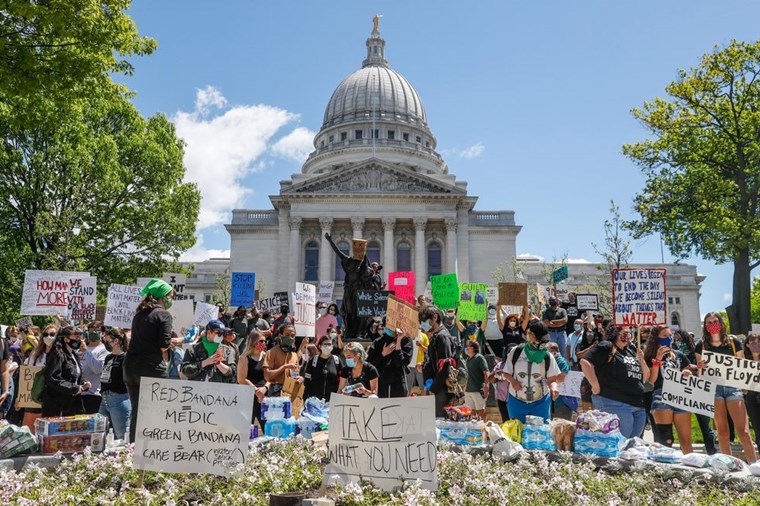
left=230, top=272, right=255, bottom=307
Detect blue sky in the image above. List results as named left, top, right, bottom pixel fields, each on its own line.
left=122, top=1, right=760, bottom=321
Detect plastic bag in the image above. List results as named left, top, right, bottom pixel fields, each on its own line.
left=681, top=452, right=710, bottom=468
left=500, top=419, right=523, bottom=443
left=485, top=421, right=523, bottom=461
left=707, top=453, right=746, bottom=472
left=575, top=410, right=620, bottom=433
left=649, top=445, right=682, bottom=464
left=749, top=461, right=760, bottom=476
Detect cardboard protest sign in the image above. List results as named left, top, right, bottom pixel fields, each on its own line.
left=230, top=272, right=255, bottom=307
left=324, top=393, right=438, bottom=492
left=662, top=367, right=716, bottom=417
left=430, top=273, right=459, bottom=310
left=557, top=371, right=584, bottom=398
left=292, top=282, right=316, bottom=338
left=104, top=284, right=142, bottom=328
left=15, top=317, right=33, bottom=330
left=385, top=294, right=419, bottom=336
left=193, top=302, right=219, bottom=328
left=21, top=270, right=90, bottom=316
left=133, top=378, right=253, bottom=477
left=352, top=239, right=367, bottom=260
left=66, top=276, right=97, bottom=321
left=318, top=281, right=335, bottom=303
left=576, top=294, right=599, bottom=312
left=163, top=273, right=191, bottom=301
left=388, top=271, right=415, bottom=305
left=356, top=290, right=390, bottom=317
left=458, top=283, right=487, bottom=321
left=701, top=351, right=760, bottom=393
left=167, top=299, right=194, bottom=335
left=612, top=268, right=666, bottom=326
left=254, top=297, right=282, bottom=313
left=17, top=365, right=43, bottom=409
left=486, top=287, right=498, bottom=304
left=498, top=283, right=527, bottom=307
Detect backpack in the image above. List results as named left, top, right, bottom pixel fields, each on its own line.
left=311, top=354, right=341, bottom=369
left=510, top=343, right=551, bottom=378
left=30, top=367, right=46, bottom=404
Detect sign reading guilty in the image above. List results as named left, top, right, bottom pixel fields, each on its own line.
left=324, top=394, right=438, bottom=492
left=612, top=268, right=666, bottom=326
left=133, top=378, right=253, bottom=477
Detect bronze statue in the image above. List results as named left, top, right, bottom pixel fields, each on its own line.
left=325, top=233, right=373, bottom=339
left=373, top=14, right=382, bottom=33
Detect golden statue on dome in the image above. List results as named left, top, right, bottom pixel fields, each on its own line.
left=372, top=14, right=382, bottom=33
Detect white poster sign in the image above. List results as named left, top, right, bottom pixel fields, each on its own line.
left=661, top=367, right=716, bottom=417
left=66, top=276, right=97, bottom=321
left=133, top=378, right=253, bottom=476
left=317, top=281, right=335, bottom=303
left=486, top=287, right=498, bottom=304
left=701, top=351, right=760, bottom=393
left=193, top=302, right=218, bottom=328
left=104, top=284, right=142, bottom=328
left=612, top=268, right=666, bottom=326
left=163, top=272, right=191, bottom=301
left=324, top=394, right=438, bottom=492
left=557, top=371, right=584, bottom=398
left=21, top=270, right=90, bottom=316
left=254, top=297, right=281, bottom=313
left=292, top=282, right=316, bottom=338
left=576, top=294, right=599, bottom=312
left=167, top=299, right=194, bottom=335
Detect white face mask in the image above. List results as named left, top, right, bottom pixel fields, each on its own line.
left=301, top=352, right=309, bottom=361
left=212, top=333, right=223, bottom=344
left=319, top=308, right=327, bottom=316
left=329, top=332, right=338, bottom=339
left=508, top=321, right=517, bottom=328
left=320, top=345, right=333, bottom=355
left=488, top=310, right=496, bottom=318
left=43, top=336, right=55, bottom=346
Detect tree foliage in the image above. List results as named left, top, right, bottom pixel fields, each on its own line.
left=623, top=40, right=760, bottom=333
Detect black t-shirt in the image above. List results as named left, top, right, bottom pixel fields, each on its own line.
left=245, top=355, right=265, bottom=387
left=647, top=350, right=691, bottom=390
left=340, top=362, right=379, bottom=396
left=303, top=355, right=340, bottom=401
left=126, top=307, right=173, bottom=377
left=563, top=303, right=579, bottom=334
left=501, top=327, right=524, bottom=347
left=542, top=307, right=568, bottom=328
left=587, top=341, right=644, bottom=407
left=101, top=354, right=127, bottom=394
left=696, top=338, right=743, bottom=357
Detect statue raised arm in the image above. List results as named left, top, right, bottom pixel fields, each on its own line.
left=325, top=232, right=349, bottom=261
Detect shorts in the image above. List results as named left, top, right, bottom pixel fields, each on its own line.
left=715, top=385, right=744, bottom=402
left=651, top=388, right=688, bottom=414
left=464, top=391, right=486, bottom=411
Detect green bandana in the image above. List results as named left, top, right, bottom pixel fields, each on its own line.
left=139, top=278, right=173, bottom=299
left=202, top=335, right=220, bottom=357
left=524, top=344, right=548, bottom=364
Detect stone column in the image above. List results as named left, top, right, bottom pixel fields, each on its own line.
left=457, top=204, right=470, bottom=282
left=288, top=216, right=302, bottom=289
left=445, top=218, right=458, bottom=274
left=382, top=217, right=395, bottom=272
left=319, top=217, right=334, bottom=282
left=350, top=217, right=365, bottom=240
left=414, top=217, right=427, bottom=289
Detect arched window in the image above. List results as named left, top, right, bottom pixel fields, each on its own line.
left=304, top=240, right=319, bottom=282
left=427, top=242, right=442, bottom=277
left=396, top=241, right=412, bottom=272
left=334, top=241, right=350, bottom=281
left=367, top=240, right=381, bottom=265
left=670, top=311, right=680, bottom=329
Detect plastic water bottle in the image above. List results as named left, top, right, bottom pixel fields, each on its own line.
left=106, top=428, right=114, bottom=447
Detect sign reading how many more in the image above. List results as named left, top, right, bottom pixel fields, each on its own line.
left=133, top=378, right=253, bottom=477
left=104, top=284, right=142, bottom=328
left=324, top=393, right=438, bottom=492
left=430, top=273, right=459, bottom=310
left=612, top=268, right=667, bottom=326
left=356, top=290, right=390, bottom=317
left=292, top=282, right=316, bottom=338
left=66, top=276, right=97, bottom=321
left=701, top=351, right=760, bottom=393
left=661, top=367, right=716, bottom=417
left=458, top=283, right=488, bottom=321
left=230, top=272, right=255, bottom=307
left=21, top=270, right=90, bottom=316
left=388, top=271, right=415, bottom=305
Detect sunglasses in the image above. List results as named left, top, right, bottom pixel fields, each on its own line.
left=43, top=332, right=57, bottom=338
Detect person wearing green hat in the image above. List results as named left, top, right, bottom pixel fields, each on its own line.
left=180, top=320, right=237, bottom=383
left=123, top=278, right=175, bottom=443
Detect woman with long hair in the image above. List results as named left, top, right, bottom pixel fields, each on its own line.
left=238, top=329, right=268, bottom=427
left=99, top=328, right=131, bottom=441
left=16, top=324, right=57, bottom=429
left=696, top=312, right=757, bottom=462
left=42, top=327, right=90, bottom=417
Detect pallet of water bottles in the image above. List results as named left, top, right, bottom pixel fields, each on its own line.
left=256, top=397, right=329, bottom=440
left=34, top=413, right=108, bottom=454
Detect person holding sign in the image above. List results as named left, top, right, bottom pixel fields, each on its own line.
left=581, top=325, right=650, bottom=439
left=745, top=333, right=760, bottom=456
left=338, top=342, right=378, bottom=397
left=237, top=330, right=269, bottom=427
left=17, top=324, right=56, bottom=429
left=123, top=278, right=175, bottom=443
left=643, top=326, right=695, bottom=453
left=420, top=306, right=457, bottom=417
left=367, top=327, right=414, bottom=398
left=180, top=320, right=238, bottom=383
left=696, top=313, right=757, bottom=462
left=42, top=327, right=90, bottom=417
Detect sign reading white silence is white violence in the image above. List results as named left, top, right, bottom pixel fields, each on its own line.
left=701, top=351, right=760, bottom=393
left=661, top=367, right=716, bottom=418
left=133, top=378, right=253, bottom=477
left=324, top=394, right=438, bottom=492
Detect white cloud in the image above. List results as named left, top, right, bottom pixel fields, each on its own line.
left=722, top=292, right=732, bottom=302
left=173, top=86, right=300, bottom=229
left=517, top=253, right=545, bottom=262
left=179, top=234, right=230, bottom=262
left=271, top=127, right=316, bottom=163
left=443, top=142, right=485, bottom=159
left=566, top=258, right=592, bottom=264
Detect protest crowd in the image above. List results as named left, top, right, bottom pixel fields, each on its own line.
left=1, top=265, right=760, bottom=487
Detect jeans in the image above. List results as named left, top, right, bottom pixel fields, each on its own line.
left=592, top=394, right=647, bottom=439
left=99, top=391, right=131, bottom=441
left=0, top=376, right=14, bottom=416
left=507, top=394, right=551, bottom=424
left=548, top=330, right=567, bottom=359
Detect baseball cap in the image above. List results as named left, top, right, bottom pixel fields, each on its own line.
left=205, top=320, right=229, bottom=332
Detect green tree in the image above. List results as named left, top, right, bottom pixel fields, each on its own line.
left=623, top=40, right=760, bottom=334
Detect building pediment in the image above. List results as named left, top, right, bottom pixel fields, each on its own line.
left=282, top=161, right=465, bottom=196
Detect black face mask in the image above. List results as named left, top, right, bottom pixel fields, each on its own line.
left=103, top=341, right=113, bottom=352
left=67, top=339, right=82, bottom=351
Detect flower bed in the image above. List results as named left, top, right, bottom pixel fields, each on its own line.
left=1, top=439, right=758, bottom=505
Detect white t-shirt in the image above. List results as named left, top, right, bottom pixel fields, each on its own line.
left=483, top=316, right=502, bottom=340
left=504, top=346, right=560, bottom=403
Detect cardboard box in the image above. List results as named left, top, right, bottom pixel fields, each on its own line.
left=38, top=432, right=106, bottom=455
left=34, top=413, right=107, bottom=436
left=282, top=376, right=304, bottom=400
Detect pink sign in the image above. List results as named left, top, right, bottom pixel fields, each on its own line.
left=315, top=314, right=338, bottom=339
left=388, top=271, right=416, bottom=305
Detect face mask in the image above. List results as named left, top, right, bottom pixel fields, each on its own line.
left=163, top=298, right=173, bottom=310
left=747, top=342, right=760, bottom=354
left=657, top=336, right=673, bottom=347
left=345, top=358, right=356, bottom=367
left=467, top=325, right=476, bottom=334
left=43, top=336, right=55, bottom=346
left=212, top=333, right=224, bottom=344
left=321, top=345, right=333, bottom=355
left=574, top=324, right=582, bottom=331
left=319, top=308, right=327, bottom=316
left=68, top=339, right=82, bottom=350
left=301, top=352, right=309, bottom=361
left=103, top=341, right=113, bottom=352
left=328, top=310, right=336, bottom=315
left=509, top=321, right=517, bottom=328
left=384, top=327, right=395, bottom=336
left=254, top=341, right=266, bottom=352
left=329, top=332, right=338, bottom=339
left=202, top=336, right=220, bottom=356
left=281, top=336, right=295, bottom=351
left=269, top=319, right=275, bottom=325
left=524, top=343, right=548, bottom=364
left=488, top=309, right=496, bottom=317
left=706, top=322, right=721, bottom=335
left=420, top=320, right=432, bottom=332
